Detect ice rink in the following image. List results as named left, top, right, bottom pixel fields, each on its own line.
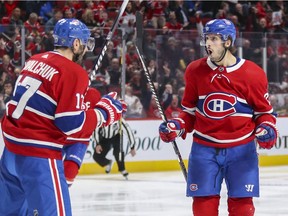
left=70, top=165, right=288, bottom=216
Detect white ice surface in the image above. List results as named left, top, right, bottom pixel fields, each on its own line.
left=70, top=166, right=288, bottom=216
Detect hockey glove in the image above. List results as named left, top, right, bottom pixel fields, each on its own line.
left=64, top=160, right=79, bottom=187
left=94, top=92, right=123, bottom=127
left=63, top=143, right=88, bottom=187
left=159, top=118, right=186, bottom=143
left=255, top=122, right=278, bottom=149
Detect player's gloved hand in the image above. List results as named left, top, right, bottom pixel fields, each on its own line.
left=64, top=160, right=79, bottom=187
left=255, top=122, right=278, bottom=149
left=63, top=142, right=87, bottom=187
left=159, top=118, right=186, bottom=143
left=94, top=92, right=123, bottom=127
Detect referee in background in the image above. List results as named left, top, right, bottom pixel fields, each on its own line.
left=92, top=117, right=136, bottom=179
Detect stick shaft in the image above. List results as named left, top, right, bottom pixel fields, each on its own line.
left=135, top=46, right=188, bottom=182
left=91, top=0, right=129, bottom=79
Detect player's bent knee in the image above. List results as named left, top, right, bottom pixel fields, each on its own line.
left=193, top=195, right=220, bottom=216
left=228, top=197, right=255, bottom=216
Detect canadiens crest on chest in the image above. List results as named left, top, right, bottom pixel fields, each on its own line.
left=202, top=92, right=237, bottom=119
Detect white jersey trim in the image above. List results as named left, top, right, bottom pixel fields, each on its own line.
left=194, top=129, right=254, bottom=143
left=3, top=132, right=63, bottom=149
left=206, top=58, right=246, bottom=73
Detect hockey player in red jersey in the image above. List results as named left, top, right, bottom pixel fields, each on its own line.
left=0, top=19, right=125, bottom=216
left=159, top=19, right=278, bottom=216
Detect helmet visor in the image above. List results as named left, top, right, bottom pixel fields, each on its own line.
left=200, top=34, right=226, bottom=46
left=85, top=37, right=95, bottom=52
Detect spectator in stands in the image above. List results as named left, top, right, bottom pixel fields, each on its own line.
left=63, top=8, right=74, bottom=19
left=161, top=37, right=183, bottom=76
left=182, top=47, right=196, bottom=68
left=233, top=3, right=248, bottom=31
left=93, top=64, right=110, bottom=87
left=45, top=10, right=63, bottom=33
left=2, top=80, right=13, bottom=104
left=13, top=66, right=21, bottom=80
left=24, top=12, right=44, bottom=37
left=215, top=2, right=229, bottom=19
left=146, top=83, right=172, bottom=119
left=165, top=94, right=182, bottom=119
left=142, top=31, right=157, bottom=61
left=163, top=11, right=183, bottom=34
left=5, top=7, right=23, bottom=37
left=128, top=71, right=144, bottom=99
left=22, top=1, right=45, bottom=20
left=0, top=51, right=20, bottom=83
left=121, top=1, right=136, bottom=38
left=31, top=35, right=46, bottom=55
left=105, top=41, right=117, bottom=65
left=97, top=10, right=109, bottom=28
left=255, top=1, right=271, bottom=19
left=147, top=59, right=157, bottom=82
left=148, top=1, right=168, bottom=29
left=108, top=57, right=121, bottom=86
left=125, top=41, right=139, bottom=67
left=39, top=1, right=54, bottom=23
left=254, top=17, right=269, bottom=33
left=81, top=8, right=97, bottom=27
left=41, top=30, right=54, bottom=51
left=124, top=84, right=145, bottom=118
left=3, top=0, right=18, bottom=17
left=173, top=0, right=193, bottom=30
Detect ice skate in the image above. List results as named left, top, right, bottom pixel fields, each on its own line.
left=105, top=160, right=113, bottom=174
left=121, top=170, right=129, bottom=180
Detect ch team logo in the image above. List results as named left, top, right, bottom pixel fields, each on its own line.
left=203, top=93, right=237, bottom=119
left=190, top=184, right=198, bottom=191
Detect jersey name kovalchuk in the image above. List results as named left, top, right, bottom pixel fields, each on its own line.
left=22, top=60, right=59, bottom=81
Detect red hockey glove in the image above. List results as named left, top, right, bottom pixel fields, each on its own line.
left=94, top=92, right=123, bottom=127
left=159, top=118, right=186, bottom=143
left=255, top=122, right=278, bottom=149
left=64, top=160, right=79, bottom=187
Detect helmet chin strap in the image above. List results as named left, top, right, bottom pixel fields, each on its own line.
left=213, top=47, right=228, bottom=63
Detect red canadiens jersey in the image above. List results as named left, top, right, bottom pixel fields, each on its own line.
left=179, top=57, right=276, bottom=148
left=1, top=51, right=98, bottom=159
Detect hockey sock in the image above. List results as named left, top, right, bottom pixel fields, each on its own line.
left=192, top=195, right=220, bottom=216
left=227, top=197, right=255, bottom=216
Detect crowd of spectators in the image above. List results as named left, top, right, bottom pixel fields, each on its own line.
left=0, top=0, right=288, bottom=119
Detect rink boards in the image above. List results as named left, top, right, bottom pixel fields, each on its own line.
left=79, top=118, right=288, bottom=175
left=0, top=119, right=286, bottom=175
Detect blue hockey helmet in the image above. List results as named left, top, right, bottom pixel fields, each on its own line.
left=201, top=19, right=236, bottom=46
left=53, top=18, right=95, bottom=51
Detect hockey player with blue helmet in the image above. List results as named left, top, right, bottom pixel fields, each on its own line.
left=159, top=18, right=278, bottom=216
left=0, top=18, right=124, bottom=215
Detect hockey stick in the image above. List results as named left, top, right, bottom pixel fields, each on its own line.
left=135, top=12, right=187, bottom=182
left=90, top=0, right=129, bottom=80
left=119, top=116, right=124, bottom=162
